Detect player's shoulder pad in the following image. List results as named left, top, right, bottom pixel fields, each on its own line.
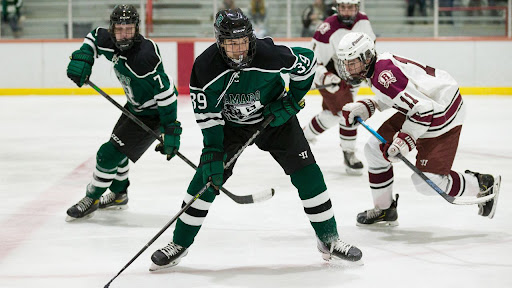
left=251, top=37, right=297, bottom=70
left=313, top=15, right=342, bottom=43
left=354, top=12, right=370, bottom=23
left=190, top=43, right=228, bottom=88
left=94, top=27, right=116, bottom=50
left=125, top=37, right=162, bottom=77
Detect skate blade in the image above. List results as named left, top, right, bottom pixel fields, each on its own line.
left=149, top=260, right=181, bottom=272
left=99, top=204, right=128, bottom=210
left=487, top=175, right=501, bottom=219
left=321, top=253, right=364, bottom=266
left=356, top=220, right=399, bottom=228
left=65, top=211, right=95, bottom=222
left=345, top=167, right=363, bottom=176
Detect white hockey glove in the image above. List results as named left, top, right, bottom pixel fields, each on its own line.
left=381, top=132, right=416, bottom=163
left=314, top=65, right=341, bottom=94
left=341, top=99, right=377, bottom=126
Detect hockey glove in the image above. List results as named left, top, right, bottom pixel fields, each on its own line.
left=67, top=50, right=94, bottom=87
left=200, top=147, right=225, bottom=195
left=155, top=121, right=182, bottom=160
left=263, top=95, right=305, bottom=127
left=380, top=132, right=416, bottom=163
left=314, top=65, right=341, bottom=94
left=341, top=99, right=377, bottom=126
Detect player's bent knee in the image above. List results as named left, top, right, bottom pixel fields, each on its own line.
left=411, top=172, right=448, bottom=196
left=96, top=142, right=127, bottom=169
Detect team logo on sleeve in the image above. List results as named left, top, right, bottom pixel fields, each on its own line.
left=378, top=70, right=397, bottom=88
left=317, top=22, right=330, bottom=34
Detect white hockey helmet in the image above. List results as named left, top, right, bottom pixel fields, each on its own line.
left=336, top=32, right=376, bottom=85
left=336, top=0, right=360, bottom=4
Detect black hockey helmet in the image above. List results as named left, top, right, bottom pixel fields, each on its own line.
left=109, top=4, right=140, bottom=51
left=214, top=8, right=256, bottom=70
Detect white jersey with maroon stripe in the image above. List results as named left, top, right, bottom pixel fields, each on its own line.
left=369, top=52, right=465, bottom=140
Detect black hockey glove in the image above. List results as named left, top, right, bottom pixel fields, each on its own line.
left=199, top=148, right=225, bottom=195
left=67, top=50, right=94, bottom=87
left=155, top=121, right=182, bottom=160
left=263, top=94, right=305, bottom=127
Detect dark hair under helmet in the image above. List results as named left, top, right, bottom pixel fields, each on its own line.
left=109, top=4, right=140, bottom=51
left=214, top=8, right=256, bottom=70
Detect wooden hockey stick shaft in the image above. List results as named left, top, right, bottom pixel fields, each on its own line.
left=86, top=80, right=274, bottom=204
left=103, top=114, right=275, bottom=288
left=355, top=116, right=494, bottom=205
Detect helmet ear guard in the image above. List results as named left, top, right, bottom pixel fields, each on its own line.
left=109, top=4, right=140, bottom=51
left=336, top=32, right=376, bottom=85
left=214, top=8, right=256, bottom=70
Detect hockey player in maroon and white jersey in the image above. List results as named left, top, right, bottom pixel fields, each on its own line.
left=302, top=0, right=376, bottom=175
left=337, top=32, right=501, bottom=226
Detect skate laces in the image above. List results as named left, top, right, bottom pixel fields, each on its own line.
left=76, top=197, right=94, bottom=212
left=366, top=208, right=383, bottom=219
left=101, top=192, right=116, bottom=205
left=330, top=239, right=352, bottom=254
left=160, top=243, right=182, bottom=257
left=344, top=152, right=360, bottom=165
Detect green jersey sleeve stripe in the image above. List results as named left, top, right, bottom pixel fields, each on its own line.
left=83, top=34, right=98, bottom=58
left=156, top=94, right=177, bottom=107
left=195, top=112, right=225, bottom=129
left=154, top=88, right=175, bottom=100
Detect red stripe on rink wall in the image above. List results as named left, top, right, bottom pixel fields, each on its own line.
left=177, top=42, right=195, bottom=95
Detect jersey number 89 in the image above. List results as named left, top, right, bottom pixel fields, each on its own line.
left=190, top=92, right=207, bottom=109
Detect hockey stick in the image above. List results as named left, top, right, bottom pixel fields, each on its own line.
left=103, top=115, right=275, bottom=288
left=86, top=80, right=274, bottom=204
left=310, top=83, right=337, bottom=90
left=355, top=116, right=495, bottom=205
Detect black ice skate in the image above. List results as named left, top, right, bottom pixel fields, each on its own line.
left=149, top=242, right=188, bottom=272
left=465, top=170, right=501, bottom=219
left=99, top=191, right=128, bottom=209
left=343, top=151, right=363, bottom=175
left=317, top=238, right=363, bottom=263
left=65, top=196, right=99, bottom=222
left=356, top=194, right=399, bottom=227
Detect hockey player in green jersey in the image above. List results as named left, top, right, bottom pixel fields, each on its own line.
left=150, top=8, right=362, bottom=271
left=65, top=5, right=181, bottom=221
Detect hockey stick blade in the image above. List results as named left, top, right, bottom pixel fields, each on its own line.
left=221, top=188, right=275, bottom=204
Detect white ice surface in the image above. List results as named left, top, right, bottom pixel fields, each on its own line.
left=0, top=94, right=511, bottom=288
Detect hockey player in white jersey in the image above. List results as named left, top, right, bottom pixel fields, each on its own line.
left=337, top=32, right=501, bottom=226
left=302, top=0, right=375, bottom=175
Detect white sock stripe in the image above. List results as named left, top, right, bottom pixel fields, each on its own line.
left=93, top=169, right=116, bottom=180
left=179, top=213, right=205, bottom=226
left=183, top=193, right=213, bottom=211
left=370, top=178, right=394, bottom=189
left=114, top=173, right=129, bottom=181
left=117, top=165, right=129, bottom=173
left=306, top=209, right=334, bottom=223
left=91, top=179, right=112, bottom=188
left=301, top=190, right=330, bottom=208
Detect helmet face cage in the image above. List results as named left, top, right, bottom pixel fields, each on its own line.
left=336, top=32, right=375, bottom=85
left=109, top=5, right=140, bottom=51
left=336, top=0, right=360, bottom=26
left=214, top=8, right=256, bottom=70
